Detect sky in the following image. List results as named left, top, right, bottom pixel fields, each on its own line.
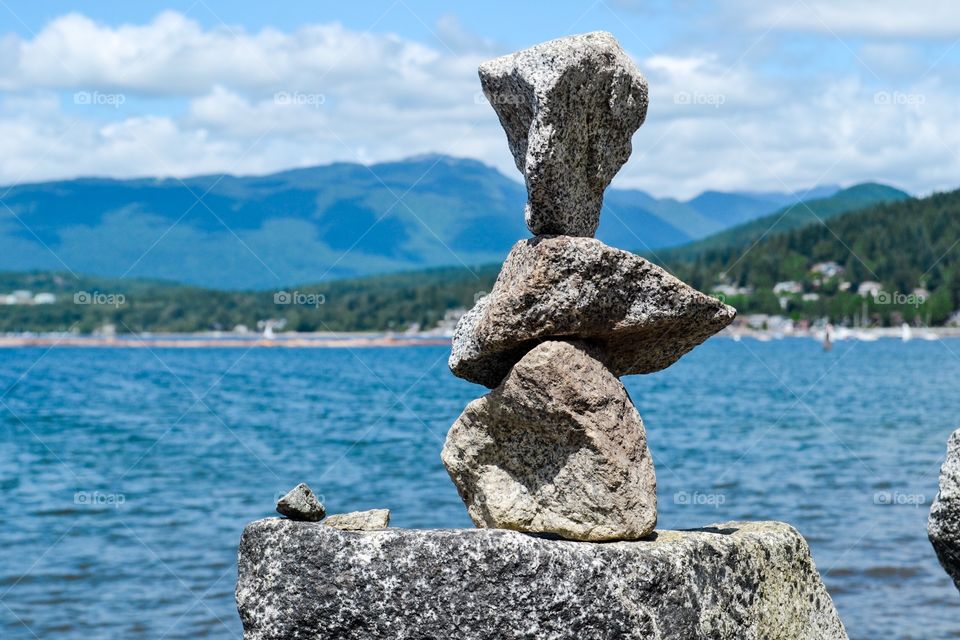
left=1, top=0, right=959, bottom=198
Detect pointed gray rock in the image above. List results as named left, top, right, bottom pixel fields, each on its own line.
left=929, top=428, right=960, bottom=592
left=479, top=31, right=648, bottom=237
left=325, top=509, right=390, bottom=531
left=276, top=483, right=325, bottom=522
left=449, top=236, right=736, bottom=388
left=442, top=340, right=656, bottom=542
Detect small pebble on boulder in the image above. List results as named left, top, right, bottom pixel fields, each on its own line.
left=929, top=428, right=960, bottom=592
left=276, top=483, right=325, bottom=522
left=479, top=31, right=648, bottom=237
left=324, top=509, right=391, bottom=531
left=443, top=340, right=656, bottom=541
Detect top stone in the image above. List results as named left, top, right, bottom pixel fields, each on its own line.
left=479, top=31, right=648, bottom=237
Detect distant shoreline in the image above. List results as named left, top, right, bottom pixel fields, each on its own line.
left=1, top=326, right=959, bottom=348
left=0, top=332, right=452, bottom=349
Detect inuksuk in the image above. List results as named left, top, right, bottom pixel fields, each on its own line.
left=235, top=32, right=849, bottom=640
left=442, top=30, right=735, bottom=541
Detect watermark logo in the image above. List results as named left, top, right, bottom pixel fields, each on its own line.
left=74, top=491, right=126, bottom=508
left=674, top=91, right=726, bottom=108
left=474, top=91, right=527, bottom=106
left=873, top=91, right=925, bottom=106
left=674, top=491, right=726, bottom=508
left=74, top=291, right=125, bottom=307
left=875, top=290, right=925, bottom=308
left=274, top=290, right=326, bottom=307
left=274, top=91, right=326, bottom=108
left=74, top=91, right=126, bottom=108
left=874, top=491, right=925, bottom=507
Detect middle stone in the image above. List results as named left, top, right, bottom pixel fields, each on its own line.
left=449, top=235, right=736, bottom=388
left=442, top=340, right=657, bottom=542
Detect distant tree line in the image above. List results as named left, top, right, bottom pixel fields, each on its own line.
left=0, top=267, right=498, bottom=334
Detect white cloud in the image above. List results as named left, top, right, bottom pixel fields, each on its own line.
left=434, top=15, right=502, bottom=55
left=742, top=1, right=960, bottom=38
left=0, top=11, right=516, bottom=186
left=0, top=10, right=958, bottom=200
left=624, top=73, right=960, bottom=198
left=643, top=53, right=781, bottom=117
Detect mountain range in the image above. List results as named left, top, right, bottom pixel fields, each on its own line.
left=657, top=182, right=910, bottom=261
left=0, top=154, right=875, bottom=289
left=5, top=184, right=958, bottom=333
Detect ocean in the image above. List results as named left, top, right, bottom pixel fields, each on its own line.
left=1, top=337, right=958, bottom=638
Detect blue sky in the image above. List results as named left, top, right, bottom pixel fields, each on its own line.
left=1, top=0, right=959, bottom=197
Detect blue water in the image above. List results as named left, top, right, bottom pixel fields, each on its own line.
left=0, top=338, right=958, bottom=639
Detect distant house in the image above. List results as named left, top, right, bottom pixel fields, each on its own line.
left=2, top=290, right=33, bottom=304
left=33, top=293, right=56, bottom=304
left=773, top=281, right=803, bottom=295
left=857, top=281, right=883, bottom=297
left=811, top=261, right=843, bottom=278
left=712, top=284, right=753, bottom=297
left=802, top=293, right=820, bottom=302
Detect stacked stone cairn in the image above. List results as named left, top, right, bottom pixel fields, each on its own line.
left=236, top=33, right=850, bottom=639
left=441, top=31, right=736, bottom=542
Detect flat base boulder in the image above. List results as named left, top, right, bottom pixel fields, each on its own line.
left=449, top=236, right=736, bottom=388
left=929, top=428, right=960, bottom=592
left=237, top=519, right=848, bottom=640
left=442, top=340, right=656, bottom=541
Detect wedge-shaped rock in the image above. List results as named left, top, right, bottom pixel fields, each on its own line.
left=442, top=340, right=656, bottom=542
left=930, top=428, right=960, bottom=592
left=479, top=31, right=648, bottom=237
left=449, top=236, right=736, bottom=388
left=237, top=519, right=849, bottom=639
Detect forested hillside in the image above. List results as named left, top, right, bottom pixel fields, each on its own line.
left=660, top=189, right=960, bottom=325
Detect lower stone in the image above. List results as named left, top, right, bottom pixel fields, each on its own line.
left=929, top=428, right=960, bottom=592
left=236, top=519, right=848, bottom=640
left=442, top=340, right=656, bottom=541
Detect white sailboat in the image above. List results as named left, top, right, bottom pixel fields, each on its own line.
left=901, top=323, right=913, bottom=342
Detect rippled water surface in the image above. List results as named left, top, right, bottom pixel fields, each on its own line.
left=1, top=338, right=959, bottom=639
